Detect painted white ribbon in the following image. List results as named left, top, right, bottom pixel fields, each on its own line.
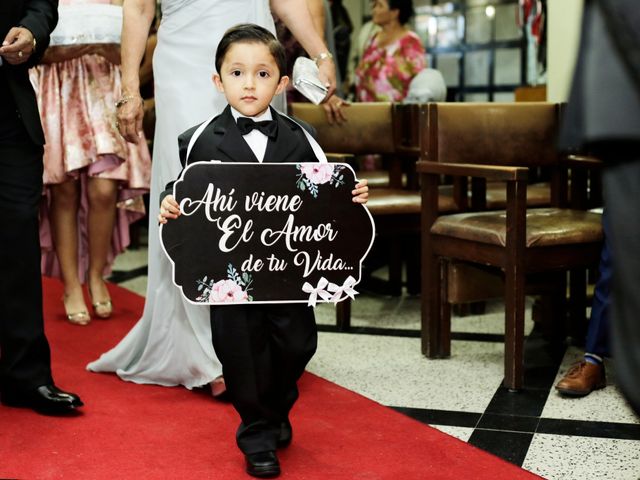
left=302, top=277, right=332, bottom=307
left=327, top=276, right=358, bottom=303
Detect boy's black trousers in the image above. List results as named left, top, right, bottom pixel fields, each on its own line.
left=210, top=303, right=317, bottom=454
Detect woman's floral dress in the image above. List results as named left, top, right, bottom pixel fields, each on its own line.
left=355, top=30, right=426, bottom=102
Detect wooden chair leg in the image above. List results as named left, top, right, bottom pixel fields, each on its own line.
left=336, top=299, right=351, bottom=331
left=504, top=269, right=526, bottom=391
left=422, top=255, right=443, bottom=357
left=439, top=259, right=451, bottom=357
left=405, top=233, right=421, bottom=296
left=388, top=237, right=403, bottom=296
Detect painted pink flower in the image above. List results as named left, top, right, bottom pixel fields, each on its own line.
left=301, top=163, right=334, bottom=185
left=209, top=279, right=248, bottom=303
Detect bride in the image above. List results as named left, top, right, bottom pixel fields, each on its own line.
left=87, top=0, right=337, bottom=395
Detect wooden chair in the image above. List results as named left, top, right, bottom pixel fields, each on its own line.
left=289, top=102, right=459, bottom=330
left=417, top=102, right=603, bottom=391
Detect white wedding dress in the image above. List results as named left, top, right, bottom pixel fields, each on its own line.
left=88, top=0, right=281, bottom=388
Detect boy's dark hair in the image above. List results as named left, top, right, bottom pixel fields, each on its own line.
left=215, top=23, right=287, bottom=79
left=388, top=0, right=415, bottom=25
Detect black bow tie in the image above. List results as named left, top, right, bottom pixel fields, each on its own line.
left=236, top=117, right=278, bottom=138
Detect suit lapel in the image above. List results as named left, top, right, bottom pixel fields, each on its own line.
left=263, top=108, right=301, bottom=163
left=215, top=106, right=259, bottom=163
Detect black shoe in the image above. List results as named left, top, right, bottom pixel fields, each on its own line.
left=245, top=451, right=280, bottom=478
left=1, top=384, right=83, bottom=415
left=277, top=421, right=292, bottom=448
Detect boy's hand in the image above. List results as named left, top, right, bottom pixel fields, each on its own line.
left=159, top=195, right=180, bottom=224
left=352, top=180, right=369, bottom=204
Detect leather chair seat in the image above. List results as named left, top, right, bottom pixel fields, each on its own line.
left=367, top=188, right=459, bottom=216
left=432, top=208, right=603, bottom=247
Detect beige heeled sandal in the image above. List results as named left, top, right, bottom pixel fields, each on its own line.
left=63, top=295, right=91, bottom=326
left=89, top=281, right=113, bottom=319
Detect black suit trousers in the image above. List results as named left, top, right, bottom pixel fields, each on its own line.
left=603, top=160, right=640, bottom=414
left=0, top=140, right=53, bottom=392
left=210, top=303, right=317, bottom=454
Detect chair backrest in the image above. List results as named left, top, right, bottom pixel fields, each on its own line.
left=289, top=102, right=397, bottom=155
left=421, top=102, right=560, bottom=167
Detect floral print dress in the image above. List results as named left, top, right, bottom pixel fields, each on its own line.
left=355, top=30, right=426, bottom=102
left=30, top=0, right=151, bottom=282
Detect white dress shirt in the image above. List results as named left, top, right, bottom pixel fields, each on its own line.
left=230, top=106, right=272, bottom=163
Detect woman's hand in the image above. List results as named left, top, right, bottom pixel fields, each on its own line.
left=116, top=93, right=144, bottom=144
left=322, top=94, right=349, bottom=125
left=352, top=179, right=369, bottom=204
left=158, top=195, right=181, bottom=224
left=316, top=56, right=337, bottom=100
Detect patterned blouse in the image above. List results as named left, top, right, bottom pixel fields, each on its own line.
left=355, top=30, right=426, bottom=102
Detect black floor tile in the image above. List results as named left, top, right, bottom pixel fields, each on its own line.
left=391, top=407, right=481, bottom=429
left=476, top=413, right=539, bottom=433
left=537, top=418, right=640, bottom=440
left=468, top=429, right=534, bottom=466
left=316, top=325, right=420, bottom=337
left=316, top=324, right=505, bottom=343
left=108, top=265, right=148, bottom=283
left=485, top=386, right=550, bottom=417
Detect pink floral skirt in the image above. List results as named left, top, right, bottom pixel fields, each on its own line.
left=30, top=53, right=151, bottom=282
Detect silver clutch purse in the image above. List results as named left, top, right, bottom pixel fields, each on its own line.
left=292, top=56, right=329, bottom=105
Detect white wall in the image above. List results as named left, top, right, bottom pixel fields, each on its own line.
left=547, top=0, right=584, bottom=102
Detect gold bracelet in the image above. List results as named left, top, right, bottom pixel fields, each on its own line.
left=115, top=94, right=141, bottom=109
left=312, top=51, right=333, bottom=66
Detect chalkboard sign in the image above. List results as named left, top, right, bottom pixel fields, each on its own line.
left=160, top=162, right=375, bottom=305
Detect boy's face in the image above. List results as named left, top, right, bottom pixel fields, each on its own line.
left=213, top=42, right=288, bottom=118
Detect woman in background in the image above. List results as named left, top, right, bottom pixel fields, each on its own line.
left=355, top=0, right=425, bottom=102
left=31, top=0, right=151, bottom=326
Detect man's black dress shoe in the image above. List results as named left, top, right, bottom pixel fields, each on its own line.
left=245, top=451, right=280, bottom=478
left=277, top=421, right=292, bottom=448
left=1, top=385, right=83, bottom=415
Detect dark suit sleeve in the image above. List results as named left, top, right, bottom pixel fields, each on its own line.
left=600, top=0, right=640, bottom=90
left=20, top=0, right=58, bottom=66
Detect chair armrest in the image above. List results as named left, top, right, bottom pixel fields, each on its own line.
left=326, top=153, right=354, bottom=163
left=416, top=161, right=528, bottom=182
left=562, top=154, right=604, bottom=169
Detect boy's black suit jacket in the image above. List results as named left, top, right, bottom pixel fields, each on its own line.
left=164, top=105, right=318, bottom=196
left=0, top=0, right=58, bottom=145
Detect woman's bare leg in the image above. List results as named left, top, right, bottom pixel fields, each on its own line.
left=86, top=177, right=118, bottom=317
left=50, top=179, right=89, bottom=324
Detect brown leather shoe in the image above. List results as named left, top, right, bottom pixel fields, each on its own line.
left=555, top=361, right=606, bottom=397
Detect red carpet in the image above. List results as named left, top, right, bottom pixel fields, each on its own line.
left=0, top=277, right=540, bottom=479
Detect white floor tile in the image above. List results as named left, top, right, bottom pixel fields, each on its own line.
left=308, top=332, right=504, bottom=413
left=111, top=248, right=149, bottom=271
left=523, top=433, right=640, bottom=480
left=542, top=347, right=640, bottom=425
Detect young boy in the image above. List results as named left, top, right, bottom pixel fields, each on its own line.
left=159, top=24, right=368, bottom=478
